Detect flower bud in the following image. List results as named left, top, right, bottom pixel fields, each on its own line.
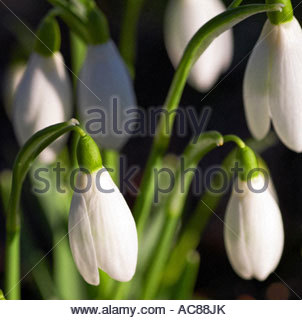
left=244, top=16, right=302, bottom=152
left=13, top=52, right=72, bottom=164
left=224, top=174, right=284, bottom=281
left=77, top=40, right=137, bottom=150
left=68, top=138, right=138, bottom=284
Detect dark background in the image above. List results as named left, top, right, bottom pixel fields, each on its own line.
left=0, top=0, right=302, bottom=299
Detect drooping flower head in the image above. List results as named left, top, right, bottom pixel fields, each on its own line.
left=77, top=6, right=137, bottom=151
left=224, top=146, right=284, bottom=280
left=244, top=0, right=302, bottom=152
left=13, top=17, right=72, bottom=163
left=164, top=0, right=233, bottom=92
left=68, top=134, right=138, bottom=285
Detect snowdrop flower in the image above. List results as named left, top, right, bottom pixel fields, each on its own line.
left=77, top=40, right=137, bottom=150
left=68, top=135, right=138, bottom=285
left=3, top=62, right=26, bottom=118
left=13, top=17, right=72, bottom=163
left=244, top=1, right=302, bottom=152
left=164, top=0, right=233, bottom=92
left=224, top=174, right=284, bottom=281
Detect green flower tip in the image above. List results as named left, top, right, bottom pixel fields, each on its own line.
left=0, top=290, right=5, bottom=300
left=69, top=118, right=80, bottom=127
left=236, top=146, right=259, bottom=181
left=34, top=16, right=61, bottom=56
left=77, top=134, right=103, bottom=173
left=86, top=5, right=110, bottom=45
left=266, top=0, right=293, bottom=25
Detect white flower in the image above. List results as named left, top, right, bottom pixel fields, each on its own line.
left=244, top=17, right=302, bottom=152
left=68, top=168, right=138, bottom=285
left=77, top=40, right=137, bottom=150
left=164, top=0, right=233, bottom=92
left=224, top=175, right=284, bottom=281
left=13, top=52, right=72, bottom=163
left=3, top=62, right=26, bottom=118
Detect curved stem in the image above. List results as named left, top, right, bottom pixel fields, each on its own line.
left=133, top=3, right=283, bottom=240
left=48, top=0, right=91, bottom=43
left=4, top=119, right=81, bottom=299
left=223, top=134, right=246, bottom=148
left=228, top=0, right=244, bottom=9
left=119, top=0, right=146, bottom=76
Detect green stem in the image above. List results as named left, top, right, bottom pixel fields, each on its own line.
left=172, top=251, right=200, bottom=300
left=22, top=216, right=59, bottom=299
left=223, top=134, right=246, bottom=148
left=133, top=3, right=283, bottom=245
left=162, top=181, right=225, bottom=288
left=142, top=132, right=223, bottom=299
left=134, top=148, right=161, bottom=237
left=4, top=232, right=20, bottom=300
left=119, top=0, right=146, bottom=76
left=4, top=119, right=82, bottom=299
left=48, top=0, right=91, bottom=43
left=228, top=0, right=244, bottom=9
left=266, top=0, right=293, bottom=25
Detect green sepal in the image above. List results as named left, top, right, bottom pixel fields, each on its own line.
left=34, top=16, right=61, bottom=56
left=266, top=0, right=293, bottom=25
left=236, top=146, right=259, bottom=181
left=86, top=5, right=110, bottom=45
left=77, top=135, right=103, bottom=172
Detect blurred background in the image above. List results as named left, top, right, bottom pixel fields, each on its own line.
left=0, top=0, right=302, bottom=299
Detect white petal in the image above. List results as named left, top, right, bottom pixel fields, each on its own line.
left=269, top=17, right=302, bottom=152
left=87, top=169, right=138, bottom=282
left=77, top=41, right=137, bottom=150
left=13, top=52, right=72, bottom=163
left=224, top=191, right=253, bottom=280
left=224, top=176, right=284, bottom=281
left=243, top=20, right=273, bottom=140
left=68, top=190, right=99, bottom=286
left=164, top=0, right=233, bottom=91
